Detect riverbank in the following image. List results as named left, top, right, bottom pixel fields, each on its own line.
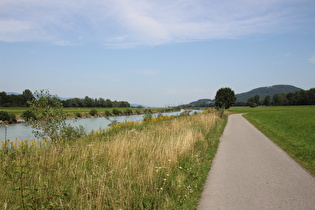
left=0, top=107, right=186, bottom=124
left=0, top=110, right=227, bottom=209
left=0, top=109, right=203, bottom=143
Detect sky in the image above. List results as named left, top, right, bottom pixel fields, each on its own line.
left=1, top=0, right=315, bottom=107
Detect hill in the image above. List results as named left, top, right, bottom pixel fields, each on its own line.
left=189, top=99, right=215, bottom=107
left=187, top=85, right=303, bottom=106
left=235, top=85, right=303, bottom=102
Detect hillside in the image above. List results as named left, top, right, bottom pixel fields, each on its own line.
left=189, top=99, right=215, bottom=107
left=235, top=85, right=303, bottom=102
left=188, top=85, right=303, bottom=106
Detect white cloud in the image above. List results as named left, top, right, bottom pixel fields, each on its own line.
left=0, top=0, right=314, bottom=47
left=308, top=55, right=315, bottom=64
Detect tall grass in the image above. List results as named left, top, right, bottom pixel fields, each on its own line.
left=1, top=111, right=227, bottom=209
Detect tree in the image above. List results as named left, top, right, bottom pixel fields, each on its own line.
left=263, top=95, right=271, bottom=106
left=26, top=90, right=67, bottom=144
left=214, top=87, right=236, bottom=109
left=247, top=95, right=260, bottom=108
left=22, top=89, right=34, bottom=106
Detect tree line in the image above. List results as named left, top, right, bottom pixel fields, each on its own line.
left=246, top=88, right=315, bottom=107
left=0, top=89, right=130, bottom=108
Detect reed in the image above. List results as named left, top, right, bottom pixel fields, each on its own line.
left=1, top=111, right=226, bottom=209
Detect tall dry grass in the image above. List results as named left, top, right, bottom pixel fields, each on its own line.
left=1, top=111, right=225, bottom=209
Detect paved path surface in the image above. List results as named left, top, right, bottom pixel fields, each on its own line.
left=198, top=114, right=315, bottom=210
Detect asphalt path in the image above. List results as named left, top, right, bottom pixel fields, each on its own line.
left=198, top=114, right=315, bottom=210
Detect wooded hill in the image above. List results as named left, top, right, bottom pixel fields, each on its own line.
left=187, top=85, right=306, bottom=107
left=235, top=85, right=303, bottom=103
left=188, top=99, right=215, bottom=107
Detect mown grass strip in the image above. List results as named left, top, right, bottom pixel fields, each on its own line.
left=231, top=106, right=315, bottom=175
left=0, top=111, right=227, bottom=209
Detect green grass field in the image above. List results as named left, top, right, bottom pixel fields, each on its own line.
left=231, top=106, right=315, bottom=175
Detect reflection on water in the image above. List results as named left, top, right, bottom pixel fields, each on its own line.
left=0, top=110, right=202, bottom=143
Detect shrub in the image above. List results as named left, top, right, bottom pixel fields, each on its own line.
left=61, top=124, right=86, bottom=140
left=89, top=109, right=98, bottom=116
left=74, top=112, right=82, bottom=118
left=9, top=113, right=16, bottom=123
left=0, top=111, right=10, bottom=121
left=144, top=109, right=152, bottom=114
left=143, top=113, right=152, bottom=122
left=26, top=89, right=67, bottom=144
left=124, top=109, right=133, bottom=115
left=21, top=110, right=37, bottom=121
left=104, top=110, right=111, bottom=116
left=112, top=109, right=121, bottom=116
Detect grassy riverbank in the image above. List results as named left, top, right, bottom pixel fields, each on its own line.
left=0, top=107, right=181, bottom=120
left=231, top=106, right=315, bottom=175
left=0, top=110, right=227, bottom=209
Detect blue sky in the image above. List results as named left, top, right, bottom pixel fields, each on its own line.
left=1, top=0, right=315, bottom=107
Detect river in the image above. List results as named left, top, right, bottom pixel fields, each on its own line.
left=0, top=110, right=202, bottom=144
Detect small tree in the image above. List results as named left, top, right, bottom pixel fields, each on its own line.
left=215, top=87, right=236, bottom=109
left=26, top=90, right=66, bottom=144
left=214, top=87, right=236, bottom=117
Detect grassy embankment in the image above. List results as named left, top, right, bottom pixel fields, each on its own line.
left=0, top=110, right=227, bottom=209
left=231, top=106, right=315, bottom=175
left=0, top=107, right=178, bottom=120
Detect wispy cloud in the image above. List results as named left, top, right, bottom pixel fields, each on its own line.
left=0, top=0, right=314, bottom=47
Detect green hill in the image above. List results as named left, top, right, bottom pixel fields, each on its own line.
left=189, top=99, right=215, bottom=107
left=188, top=85, right=303, bottom=106
left=235, top=85, right=303, bottom=102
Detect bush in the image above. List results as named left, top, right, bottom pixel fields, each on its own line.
left=61, top=125, right=86, bottom=140
left=124, top=109, right=133, bottom=115
left=74, top=112, right=82, bottom=118
left=104, top=110, right=111, bottom=116
left=143, top=113, right=152, bottom=122
left=112, top=109, right=121, bottom=116
left=21, top=110, right=37, bottom=121
left=89, top=109, right=98, bottom=116
left=0, top=111, right=10, bottom=121
left=26, top=90, right=67, bottom=144
left=9, top=113, right=16, bottom=123
left=144, top=109, right=152, bottom=114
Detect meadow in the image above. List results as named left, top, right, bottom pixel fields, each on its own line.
left=0, top=110, right=227, bottom=209
left=231, top=106, right=315, bottom=175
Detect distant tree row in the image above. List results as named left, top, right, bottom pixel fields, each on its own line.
left=0, top=89, right=34, bottom=107
left=246, top=88, right=315, bottom=107
left=62, top=96, right=130, bottom=108
left=0, top=89, right=130, bottom=108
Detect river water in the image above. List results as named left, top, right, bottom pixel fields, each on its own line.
left=0, top=110, right=202, bottom=143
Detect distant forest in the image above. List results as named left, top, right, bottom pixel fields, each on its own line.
left=0, top=90, right=130, bottom=108
left=186, top=88, right=315, bottom=108
left=245, top=88, right=315, bottom=107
